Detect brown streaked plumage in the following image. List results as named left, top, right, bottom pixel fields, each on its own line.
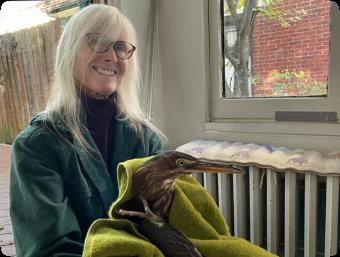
left=131, top=150, right=243, bottom=220
left=119, top=198, right=203, bottom=257
left=118, top=150, right=243, bottom=257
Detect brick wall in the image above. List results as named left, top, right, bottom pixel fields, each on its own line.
left=252, top=0, right=331, bottom=96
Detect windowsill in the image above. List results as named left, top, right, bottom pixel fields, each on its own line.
left=203, top=120, right=340, bottom=151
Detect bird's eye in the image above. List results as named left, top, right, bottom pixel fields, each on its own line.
left=176, top=159, right=186, bottom=167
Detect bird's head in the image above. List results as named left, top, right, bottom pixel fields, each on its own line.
left=139, top=150, right=244, bottom=175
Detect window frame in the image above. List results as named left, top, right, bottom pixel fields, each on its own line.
left=207, top=0, right=340, bottom=141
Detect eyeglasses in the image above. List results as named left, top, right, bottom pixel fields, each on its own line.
left=85, top=33, right=136, bottom=60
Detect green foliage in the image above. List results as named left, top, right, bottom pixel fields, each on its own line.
left=249, top=74, right=261, bottom=86
left=224, top=0, right=246, bottom=15
left=268, top=70, right=327, bottom=96
left=224, top=0, right=307, bottom=27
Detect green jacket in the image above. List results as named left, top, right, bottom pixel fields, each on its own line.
left=9, top=114, right=163, bottom=257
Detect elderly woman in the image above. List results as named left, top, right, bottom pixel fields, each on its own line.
left=10, top=4, right=164, bottom=257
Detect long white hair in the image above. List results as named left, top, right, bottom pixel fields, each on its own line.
left=44, top=4, right=165, bottom=149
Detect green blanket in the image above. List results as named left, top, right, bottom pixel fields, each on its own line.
left=83, top=156, right=277, bottom=257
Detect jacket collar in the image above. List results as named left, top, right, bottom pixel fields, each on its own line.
left=30, top=113, right=140, bottom=212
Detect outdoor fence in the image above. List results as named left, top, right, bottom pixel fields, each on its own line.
left=0, top=19, right=61, bottom=143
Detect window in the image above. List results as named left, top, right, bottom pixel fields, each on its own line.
left=222, top=0, right=330, bottom=99
left=207, top=0, right=340, bottom=150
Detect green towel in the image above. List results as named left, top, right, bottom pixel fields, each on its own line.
left=83, top=156, right=277, bottom=257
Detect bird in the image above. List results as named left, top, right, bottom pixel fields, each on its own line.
left=118, top=150, right=244, bottom=257
left=131, top=150, right=244, bottom=219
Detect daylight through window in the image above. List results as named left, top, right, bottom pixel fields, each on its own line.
left=222, top=0, right=331, bottom=98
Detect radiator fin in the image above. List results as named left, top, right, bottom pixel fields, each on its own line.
left=200, top=166, right=340, bottom=257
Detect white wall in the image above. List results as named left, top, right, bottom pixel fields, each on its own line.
left=120, top=0, right=165, bottom=132
left=157, top=0, right=208, bottom=149
left=121, top=0, right=207, bottom=147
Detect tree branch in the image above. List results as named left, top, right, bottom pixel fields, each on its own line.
left=225, top=49, right=239, bottom=70
left=239, top=0, right=256, bottom=38
left=225, top=0, right=241, bottom=27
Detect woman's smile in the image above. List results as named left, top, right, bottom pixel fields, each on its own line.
left=93, top=66, right=117, bottom=76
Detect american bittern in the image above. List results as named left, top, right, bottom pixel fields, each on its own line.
left=118, top=151, right=243, bottom=257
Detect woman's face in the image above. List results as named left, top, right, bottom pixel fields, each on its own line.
left=74, top=34, right=129, bottom=99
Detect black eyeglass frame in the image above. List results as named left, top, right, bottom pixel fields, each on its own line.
left=85, top=33, right=136, bottom=60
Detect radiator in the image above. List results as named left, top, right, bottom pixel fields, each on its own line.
left=193, top=168, right=340, bottom=257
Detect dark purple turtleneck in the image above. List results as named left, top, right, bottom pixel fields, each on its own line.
left=81, top=93, right=116, bottom=172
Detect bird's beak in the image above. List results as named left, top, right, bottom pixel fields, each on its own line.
left=186, top=159, right=245, bottom=174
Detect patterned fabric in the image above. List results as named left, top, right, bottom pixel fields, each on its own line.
left=176, top=140, right=340, bottom=176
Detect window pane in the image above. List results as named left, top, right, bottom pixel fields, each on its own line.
left=222, top=0, right=331, bottom=98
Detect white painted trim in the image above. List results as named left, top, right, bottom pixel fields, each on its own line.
left=324, top=176, right=339, bottom=257
left=217, top=173, right=233, bottom=227
left=285, top=172, right=297, bottom=257
left=233, top=173, right=247, bottom=237
left=249, top=166, right=262, bottom=245
left=204, top=121, right=340, bottom=137
left=304, top=174, right=317, bottom=257
left=203, top=173, right=217, bottom=201
left=266, top=169, right=278, bottom=254
left=203, top=121, right=340, bottom=151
